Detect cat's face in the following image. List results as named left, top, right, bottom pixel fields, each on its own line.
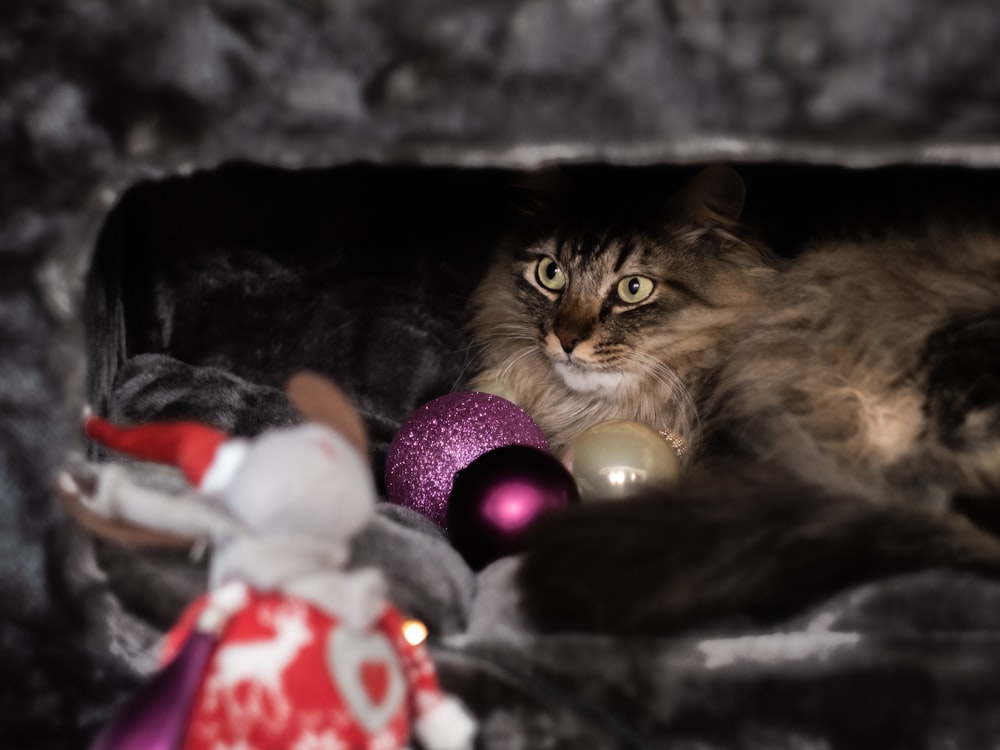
left=470, top=166, right=775, bottom=397
left=511, top=227, right=713, bottom=393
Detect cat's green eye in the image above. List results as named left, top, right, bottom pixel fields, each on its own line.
left=536, top=257, right=567, bottom=291
left=617, top=276, right=654, bottom=304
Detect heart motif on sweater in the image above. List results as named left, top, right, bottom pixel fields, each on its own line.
left=327, top=627, right=405, bottom=732
left=360, top=660, right=390, bottom=705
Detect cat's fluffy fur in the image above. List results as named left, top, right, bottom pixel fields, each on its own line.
left=467, top=166, right=1000, bottom=634
left=468, top=166, right=776, bottom=458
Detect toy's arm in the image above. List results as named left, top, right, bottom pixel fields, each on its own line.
left=83, top=463, right=246, bottom=542
left=380, top=605, right=476, bottom=750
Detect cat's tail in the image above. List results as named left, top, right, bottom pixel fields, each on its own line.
left=516, top=464, right=1000, bottom=635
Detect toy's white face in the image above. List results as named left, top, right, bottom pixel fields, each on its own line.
left=223, top=423, right=377, bottom=539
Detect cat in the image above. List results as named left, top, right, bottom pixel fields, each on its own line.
left=467, top=166, right=777, bottom=460
left=466, top=165, right=1000, bottom=635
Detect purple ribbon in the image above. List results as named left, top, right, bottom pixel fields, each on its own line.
left=91, top=630, right=218, bottom=750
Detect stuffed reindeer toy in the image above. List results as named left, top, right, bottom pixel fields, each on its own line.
left=62, top=373, right=476, bottom=750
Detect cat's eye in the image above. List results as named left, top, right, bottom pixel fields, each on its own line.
left=536, top=257, right=567, bottom=291
left=617, top=276, right=654, bottom=304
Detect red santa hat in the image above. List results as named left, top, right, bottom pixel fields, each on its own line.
left=84, top=416, right=248, bottom=495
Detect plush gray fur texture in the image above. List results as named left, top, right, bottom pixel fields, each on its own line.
left=8, top=1, right=1000, bottom=748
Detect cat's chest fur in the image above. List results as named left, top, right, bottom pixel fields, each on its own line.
left=469, top=356, right=695, bottom=457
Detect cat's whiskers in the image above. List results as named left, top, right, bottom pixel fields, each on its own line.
left=497, top=345, right=538, bottom=384
left=488, top=333, right=536, bottom=345
left=637, top=355, right=689, bottom=403
left=628, top=348, right=700, bottom=441
left=489, top=324, right=536, bottom=335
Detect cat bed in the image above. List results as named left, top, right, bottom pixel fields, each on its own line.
left=73, top=162, right=1000, bottom=749
left=7, top=1, right=1000, bottom=748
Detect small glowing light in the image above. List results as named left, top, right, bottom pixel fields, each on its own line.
left=402, top=619, right=428, bottom=646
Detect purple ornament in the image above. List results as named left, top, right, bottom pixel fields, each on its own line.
left=385, top=392, right=549, bottom=530
left=447, top=445, right=580, bottom=570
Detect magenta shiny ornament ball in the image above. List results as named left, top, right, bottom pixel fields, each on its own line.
left=385, top=391, right=549, bottom=530
left=447, top=444, right=580, bottom=571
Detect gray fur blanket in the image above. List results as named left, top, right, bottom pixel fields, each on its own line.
left=79, top=162, right=1000, bottom=750
left=7, top=2, right=1000, bottom=748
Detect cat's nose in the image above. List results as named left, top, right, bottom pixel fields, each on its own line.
left=557, top=332, right=583, bottom=353
left=553, top=316, right=592, bottom=354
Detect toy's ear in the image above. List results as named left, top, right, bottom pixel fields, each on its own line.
left=286, top=372, right=369, bottom=457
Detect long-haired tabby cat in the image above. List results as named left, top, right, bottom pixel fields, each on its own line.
left=467, top=165, right=1000, bottom=635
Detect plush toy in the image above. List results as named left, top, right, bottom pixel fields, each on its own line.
left=64, top=373, right=477, bottom=750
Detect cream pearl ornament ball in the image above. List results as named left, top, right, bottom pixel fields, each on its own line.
left=562, top=420, right=681, bottom=503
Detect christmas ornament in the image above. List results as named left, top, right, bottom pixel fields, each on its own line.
left=384, top=392, right=549, bottom=531
left=68, top=372, right=476, bottom=750
left=562, top=420, right=680, bottom=503
left=447, top=445, right=580, bottom=570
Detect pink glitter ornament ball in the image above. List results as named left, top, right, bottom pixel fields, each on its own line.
left=384, top=392, right=549, bottom=531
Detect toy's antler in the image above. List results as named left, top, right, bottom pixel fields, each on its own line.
left=286, top=371, right=369, bottom=457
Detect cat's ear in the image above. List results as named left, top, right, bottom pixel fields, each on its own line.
left=509, top=165, right=573, bottom=216
left=666, top=165, right=746, bottom=225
